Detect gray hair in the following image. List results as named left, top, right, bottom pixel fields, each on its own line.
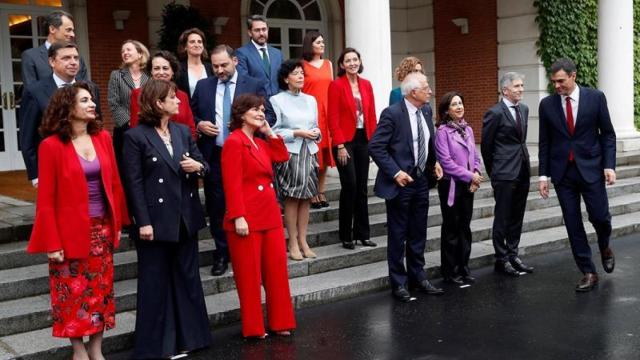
left=401, top=72, right=427, bottom=97
left=45, top=10, right=73, bottom=31
left=499, top=72, right=525, bottom=91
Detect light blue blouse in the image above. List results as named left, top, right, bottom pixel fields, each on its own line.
left=271, top=91, right=320, bottom=155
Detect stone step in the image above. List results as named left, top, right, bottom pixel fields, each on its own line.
left=2, top=209, right=639, bottom=360
left=2, top=190, right=640, bottom=337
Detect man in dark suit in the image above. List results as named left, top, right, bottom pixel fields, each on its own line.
left=538, top=58, right=616, bottom=292
left=481, top=72, right=534, bottom=277
left=191, top=44, right=264, bottom=276
left=369, top=72, right=444, bottom=302
left=236, top=15, right=283, bottom=97
left=20, top=41, right=100, bottom=186
left=20, top=10, right=88, bottom=86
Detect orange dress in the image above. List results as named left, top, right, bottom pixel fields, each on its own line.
left=303, top=59, right=335, bottom=169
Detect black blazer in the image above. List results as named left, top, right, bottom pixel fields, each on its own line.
left=190, top=74, right=264, bottom=164
left=176, top=61, right=213, bottom=97
left=538, top=86, right=616, bottom=184
left=481, top=100, right=530, bottom=180
left=123, top=122, right=208, bottom=242
left=369, top=100, right=437, bottom=200
left=20, top=77, right=101, bottom=180
left=20, top=43, right=88, bottom=86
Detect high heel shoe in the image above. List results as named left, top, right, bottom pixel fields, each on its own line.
left=342, top=241, right=355, bottom=250
left=357, top=239, right=377, bottom=247
left=310, top=195, right=323, bottom=209
left=302, top=248, right=317, bottom=258
left=289, top=248, right=303, bottom=261
left=319, top=193, right=330, bottom=208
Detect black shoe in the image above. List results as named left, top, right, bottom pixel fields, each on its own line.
left=462, top=275, right=476, bottom=284
left=411, top=280, right=444, bottom=295
left=601, top=247, right=615, bottom=273
left=210, top=259, right=228, bottom=276
left=443, top=276, right=464, bottom=285
left=575, top=273, right=599, bottom=292
left=357, top=239, right=377, bottom=247
left=510, top=257, right=534, bottom=273
left=310, top=201, right=323, bottom=209
left=495, top=261, right=520, bottom=277
left=392, top=286, right=412, bottom=302
left=342, top=241, right=355, bottom=250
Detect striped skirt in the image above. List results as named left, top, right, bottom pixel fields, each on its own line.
left=275, top=143, right=319, bottom=200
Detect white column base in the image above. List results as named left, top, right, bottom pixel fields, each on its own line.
left=616, top=131, right=640, bottom=152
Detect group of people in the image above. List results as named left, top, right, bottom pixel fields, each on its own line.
left=21, top=9, right=617, bottom=360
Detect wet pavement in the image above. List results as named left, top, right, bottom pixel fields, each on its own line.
left=113, top=234, right=640, bottom=360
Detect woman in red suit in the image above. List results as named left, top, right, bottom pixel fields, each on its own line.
left=129, top=50, right=197, bottom=139
left=27, top=82, right=129, bottom=359
left=327, top=47, right=378, bottom=250
left=221, top=94, right=296, bottom=338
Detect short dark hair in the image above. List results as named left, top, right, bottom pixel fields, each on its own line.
left=48, top=41, right=78, bottom=59
left=147, top=50, right=180, bottom=80
left=550, top=57, right=577, bottom=75
left=40, top=82, right=102, bottom=142
left=247, top=15, right=268, bottom=30
left=337, top=47, right=363, bottom=77
left=45, top=10, right=73, bottom=32
left=437, top=91, right=465, bottom=126
left=138, top=79, right=177, bottom=127
left=302, top=31, right=323, bottom=61
left=210, top=44, right=236, bottom=58
left=229, top=94, right=265, bottom=132
left=277, top=59, right=304, bottom=90
left=177, top=28, right=208, bottom=62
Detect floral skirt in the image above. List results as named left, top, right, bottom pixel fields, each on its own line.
left=49, top=217, right=115, bottom=338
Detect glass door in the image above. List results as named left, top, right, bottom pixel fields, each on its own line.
left=0, top=9, right=48, bottom=171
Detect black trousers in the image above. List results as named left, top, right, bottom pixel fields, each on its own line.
left=491, top=163, right=530, bottom=262
left=203, top=147, right=229, bottom=263
left=555, top=162, right=612, bottom=274
left=386, top=173, right=429, bottom=288
left=332, top=129, right=370, bottom=243
left=438, top=179, right=474, bottom=278
left=132, top=222, right=211, bottom=359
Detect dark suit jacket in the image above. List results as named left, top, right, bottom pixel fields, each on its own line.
left=20, top=43, right=88, bottom=85
left=369, top=100, right=437, bottom=200
left=122, top=122, right=208, bottom=242
left=481, top=100, right=530, bottom=180
left=538, top=86, right=616, bottom=184
left=20, top=77, right=101, bottom=180
left=190, top=74, right=264, bottom=163
left=236, top=42, right=283, bottom=97
left=175, top=60, right=213, bottom=97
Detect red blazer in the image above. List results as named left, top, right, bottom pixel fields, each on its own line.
left=327, top=75, right=377, bottom=145
left=27, top=130, right=130, bottom=258
left=130, top=88, right=197, bottom=139
left=221, top=131, right=289, bottom=232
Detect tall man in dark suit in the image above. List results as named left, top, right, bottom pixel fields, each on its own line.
left=481, top=72, right=534, bottom=277
left=538, top=58, right=616, bottom=292
left=236, top=15, right=283, bottom=97
left=20, top=41, right=100, bottom=187
left=21, top=10, right=88, bottom=86
left=369, top=72, right=444, bottom=302
left=191, top=45, right=265, bottom=276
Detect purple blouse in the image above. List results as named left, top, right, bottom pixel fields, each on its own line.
left=78, top=155, right=107, bottom=218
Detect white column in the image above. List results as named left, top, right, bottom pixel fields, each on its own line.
left=345, top=0, right=392, bottom=118
left=598, top=0, right=640, bottom=151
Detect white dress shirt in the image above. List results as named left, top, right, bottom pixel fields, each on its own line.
left=404, top=98, right=430, bottom=168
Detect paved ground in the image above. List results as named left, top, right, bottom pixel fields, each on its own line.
left=114, top=233, right=640, bottom=360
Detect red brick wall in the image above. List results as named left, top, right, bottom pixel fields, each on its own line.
left=86, top=1, right=149, bottom=130
left=434, top=0, right=497, bottom=137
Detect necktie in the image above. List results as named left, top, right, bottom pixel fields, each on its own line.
left=511, top=105, right=523, bottom=141
left=565, top=97, right=575, bottom=161
left=416, top=109, right=426, bottom=175
left=260, top=48, right=270, bottom=77
left=222, top=81, right=231, bottom=142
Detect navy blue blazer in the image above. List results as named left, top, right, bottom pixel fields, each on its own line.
left=20, top=77, right=100, bottom=180
left=122, top=122, right=208, bottom=242
left=236, top=42, right=283, bottom=97
left=190, top=74, right=264, bottom=163
left=369, top=100, right=437, bottom=200
left=175, top=60, right=213, bottom=97
left=20, top=43, right=88, bottom=86
left=538, top=86, right=616, bottom=184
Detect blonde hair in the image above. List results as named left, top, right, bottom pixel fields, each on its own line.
left=394, top=56, right=424, bottom=82
left=121, top=39, right=150, bottom=69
